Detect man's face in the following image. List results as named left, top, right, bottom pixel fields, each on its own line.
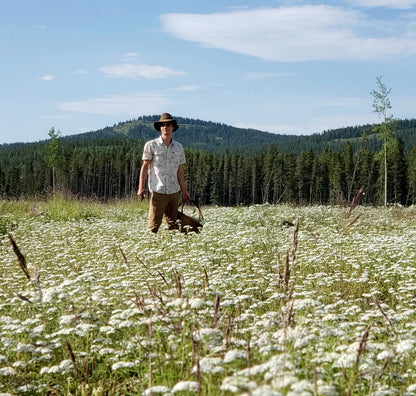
left=160, top=122, right=174, bottom=139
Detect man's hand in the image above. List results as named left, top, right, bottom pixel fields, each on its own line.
left=137, top=187, right=146, bottom=200
left=182, top=191, right=192, bottom=201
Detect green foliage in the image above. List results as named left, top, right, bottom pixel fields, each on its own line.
left=58, top=116, right=416, bottom=155
left=371, top=77, right=398, bottom=206
left=46, top=127, right=61, bottom=169
left=45, top=127, right=62, bottom=193
left=0, top=216, right=16, bottom=236
left=2, top=117, right=416, bottom=205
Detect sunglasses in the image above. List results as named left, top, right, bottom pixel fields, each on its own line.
left=160, top=122, right=173, bottom=127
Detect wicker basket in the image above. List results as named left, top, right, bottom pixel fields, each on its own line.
left=177, top=200, right=204, bottom=233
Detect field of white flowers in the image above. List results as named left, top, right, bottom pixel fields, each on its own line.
left=1, top=198, right=416, bottom=395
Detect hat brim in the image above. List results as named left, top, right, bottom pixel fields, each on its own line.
left=154, top=120, right=179, bottom=132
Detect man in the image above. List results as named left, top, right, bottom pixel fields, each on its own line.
left=138, top=113, right=191, bottom=233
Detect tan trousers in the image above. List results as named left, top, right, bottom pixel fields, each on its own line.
left=148, top=191, right=181, bottom=233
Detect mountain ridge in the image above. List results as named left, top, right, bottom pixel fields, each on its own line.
left=2, top=116, right=416, bottom=154
left=61, top=116, right=416, bottom=154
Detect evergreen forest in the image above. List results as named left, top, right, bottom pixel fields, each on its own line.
left=2, top=116, right=416, bottom=206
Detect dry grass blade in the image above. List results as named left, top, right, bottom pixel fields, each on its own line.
left=8, top=233, right=31, bottom=280
left=136, top=253, right=170, bottom=287
left=213, top=294, right=221, bottom=328
left=157, top=269, right=170, bottom=287
left=173, top=268, right=183, bottom=297
left=284, top=251, right=291, bottom=290
left=30, top=210, right=46, bottom=221
left=341, top=214, right=362, bottom=234
left=373, top=297, right=397, bottom=336
left=378, top=353, right=391, bottom=380
left=118, top=245, right=130, bottom=271
left=282, top=299, right=295, bottom=333
left=247, top=337, right=251, bottom=368
left=203, top=267, right=210, bottom=288
left=71, top=302, right=89, bottom=323
left=347, top=323, right=371, bottom=396
left=66, top=341, right=83, bottom=380
left=83, top=356, right=89, bottom=383
left=33, top=264, right=43, bottom=302
left=225, top=315, right=233, bottom=348
left=132, top=291, right=146, bottom=310
left=192, top=337, right=202, bottom=396
left=276, top=256, right=282, bottom=289
left=346, top=186, right=364, bottom=219
left=16, top=293, right=33, bottom=304
left=356, top=323, right=371, bottom=366
left=291, top=218, right=300, bottom=263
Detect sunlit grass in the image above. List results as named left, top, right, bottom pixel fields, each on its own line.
left=1, top=199, right=416, bottom=395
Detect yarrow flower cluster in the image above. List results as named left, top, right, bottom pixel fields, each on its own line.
left=1, top=203, right=416, bottom=394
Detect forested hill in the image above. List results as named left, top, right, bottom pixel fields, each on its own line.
left=2, top=116, right=416, bottom=154
left=59, top=115, right=298, bottom=154
left=66, top=116, right=416, bottom=154
left=2, top=116, right=416, bottom=205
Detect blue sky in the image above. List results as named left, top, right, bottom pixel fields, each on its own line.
left=1, top=0, right=416, bottom=144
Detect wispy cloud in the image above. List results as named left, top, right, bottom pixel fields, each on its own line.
left=160, top=5, right=416, bottom=62
left=176, top=85, right=200, bottom=91
left=122, top=52, right=139, bottom=61
left=38, top=75, right=55, bottom=81
left=245, top=72, right=295, bottom=79
left=348, top=0, right=416, bottom=9
left=58, top=92, right=170, bottom=116
left=100, top=63, right=185, bottom=79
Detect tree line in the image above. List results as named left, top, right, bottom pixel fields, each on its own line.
left=1, top=132, right=416, bottom=206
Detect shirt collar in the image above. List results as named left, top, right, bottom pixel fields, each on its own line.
left=157, top=136, right=175, bottom=146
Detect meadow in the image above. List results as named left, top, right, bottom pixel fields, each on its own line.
left=1, top=197, right=416, bottom=395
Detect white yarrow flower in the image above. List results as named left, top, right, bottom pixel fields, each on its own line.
left=193, top=357, right=224, bottom=374
left=112, top=361, right=136, bottom=371
left=172, top=381, right=199, bottom=393
left=224, top=350, right=248, bottom=363
left=0, top=367, right=17, bottom=376
left=189, top=298, right=205, bottom=309
left=396, top=339, right=415, bottom=354
left=143, top=385, right=171, bottom=395
left=59, top=359, right=75, bottom=373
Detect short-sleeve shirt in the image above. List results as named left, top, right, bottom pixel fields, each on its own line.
left=142, top=136, right=186, bottom=194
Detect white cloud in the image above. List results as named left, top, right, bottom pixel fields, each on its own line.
left=245, top=72, right=295, bottom=79
left=348, top=0, right=416, bottom=9
left=58, top=92, right=170, bottom=116
left=121, top=52, right=140, bottom=62
left=39, top=75, right=55, bottom=81
left=123, top=52, right=139, bottom=59
left=160, top=5, right=416, bottom=62
left=176, top=85, right=200, bottom=91
left=100, top=63, right=185, bottom=79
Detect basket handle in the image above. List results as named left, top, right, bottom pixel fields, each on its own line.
left=179, top=198, right=204, bottom=221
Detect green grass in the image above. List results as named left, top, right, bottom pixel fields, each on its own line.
left=1, top=198, right=416, bottom=395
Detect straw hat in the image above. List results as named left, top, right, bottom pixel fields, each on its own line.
left=153, top=113, right=179, bottom=132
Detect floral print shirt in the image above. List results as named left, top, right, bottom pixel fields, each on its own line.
left=142, top=136, right=186, bottom=194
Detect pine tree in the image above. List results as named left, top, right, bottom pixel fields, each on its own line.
left=46, top=127, right=62, bottom=194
